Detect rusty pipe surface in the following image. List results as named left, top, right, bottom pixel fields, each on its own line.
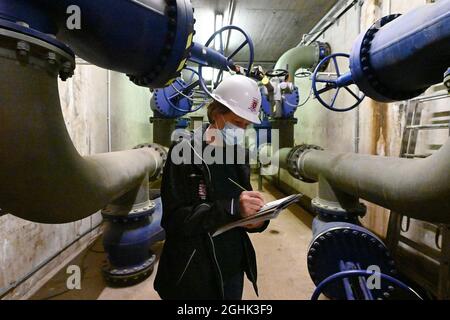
left=279, top=140, right=450, bottom=223
left=0, top=56, right=163, bottom=224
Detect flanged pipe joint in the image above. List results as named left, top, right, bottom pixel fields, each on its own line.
left=0, top=0, right=196, bottom=88
left=348, top=1, right=449, bottom=103
left=308, top=216, right=403, bottom=300
left=99, top=144, right=167, bottom=286
left=281, top=145, right=423, bottom=300
left=279, top=140, right=450, bottom=224
left=311, top=2, right=450, bottom=112
left=101, top=192, right=165, bottom=286
left=445, top=68, right=450, bottom=93
left=0, top=20, right=168, bottom=285
left=0, top=2, right=166, bottom=223
left=0, top=0, right=185, bottom=286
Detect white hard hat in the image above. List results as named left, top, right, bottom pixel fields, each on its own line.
left=212, top=75, right=262, bottom=124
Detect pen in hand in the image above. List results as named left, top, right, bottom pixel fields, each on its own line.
left=228, top=177, right=265, bottom=225
left=227, top=177, right=248, bottom=192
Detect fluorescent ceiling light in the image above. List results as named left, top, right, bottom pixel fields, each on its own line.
left=215, top=13, right=223, bottom=31
left=214, top=13, right=224, bottom=51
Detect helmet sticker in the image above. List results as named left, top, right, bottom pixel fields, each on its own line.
left=249, top=97, right=259, bottom=113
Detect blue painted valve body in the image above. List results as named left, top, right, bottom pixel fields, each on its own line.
left=102, top=198, right=165, bottom=285
left=0, top=0, right=234, bottom=88
left=261, top=87, right=300, bottom=119
left=347, top=1, right=449, bottom=102
left=308, top=208, right=421, bottom=300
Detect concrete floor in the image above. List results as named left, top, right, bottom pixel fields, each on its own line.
left=31, top=179, right=316, bottom=300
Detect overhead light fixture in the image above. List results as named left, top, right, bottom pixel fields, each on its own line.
left=214, top=13, right=224, bottom=51
left=215, top=13, right=224, bottom=31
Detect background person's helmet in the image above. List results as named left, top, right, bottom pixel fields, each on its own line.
left=212, top=75, right=262, bottom=124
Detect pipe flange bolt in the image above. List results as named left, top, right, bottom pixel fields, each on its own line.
left=128, top=0, right=195, bottom=87
left=312, top=197, right=367, bottom=220
left=134, top=143, right=168, bottom=179
left=102, top=254, right=156, bottom=287
left=102, top=201, right=156, bottom=222
left=287, top=144, right=323, bottom=182
left=307, top=223, right=396, bottom=300
left=357, top=14, right=426, bottom=101
left=313, top=41, right=332, bottom=72
left=444, top=68, right=450, bottom=92
left=0, top=27, right=75, bottom=80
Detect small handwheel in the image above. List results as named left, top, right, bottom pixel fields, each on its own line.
left=311, top=270, right=422, bottom=300
left=266, top=69, right=289, bottom=78
left=295, top=70, right=312, bottom=79
left=165, top=67, right=209, bottom=113
left=312, top=53, right=365, bottom=112
left=198, top=25, right=255, bottom=98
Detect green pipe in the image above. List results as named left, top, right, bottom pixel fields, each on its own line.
left=0, top=55, right=163, bottom=224
left=274, top=42, right=330, bottom=80
left=279, top=142, right=450, bottom=223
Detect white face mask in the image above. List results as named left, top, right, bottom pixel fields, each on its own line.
left=220, top=116, right=245, bottom=146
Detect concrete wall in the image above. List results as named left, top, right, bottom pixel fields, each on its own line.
left=110, top=72, right=153, bottom=151
left=0, top=63, right=154, bottom=299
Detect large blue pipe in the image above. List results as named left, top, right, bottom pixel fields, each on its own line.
left=308, top=216, right=401, bottom=299
left=0, top=0, right=238, bottom=89
left=348, top=0, right=450, bottom=102
left=0, top=0, right=196, bottom=88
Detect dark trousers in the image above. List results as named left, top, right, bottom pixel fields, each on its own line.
left=223, top=272, right=244, bottom=300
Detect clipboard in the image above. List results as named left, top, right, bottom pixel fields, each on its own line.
left=212, top=193, right=302, bottom=237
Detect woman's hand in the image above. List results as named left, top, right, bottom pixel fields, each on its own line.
left=239, top=191, right=264, bottom=218
left=244, top=221, right=265, bottom=229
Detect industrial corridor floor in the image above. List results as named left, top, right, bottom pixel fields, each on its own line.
left=31, top=178, right=316, bottom=300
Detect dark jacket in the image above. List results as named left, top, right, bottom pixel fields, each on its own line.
left=154, top=127, right=268, bottom=300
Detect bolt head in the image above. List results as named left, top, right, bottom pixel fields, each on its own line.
left=16, top=41, right=30, bottom=52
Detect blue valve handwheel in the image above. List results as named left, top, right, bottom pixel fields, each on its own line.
left=312, top=53, right=365, bottom=112
left=311, top=270, right=422, bottom=300
left=198, top=25, right=255, bottom=99
left=167, top=67, right=209, bottom=113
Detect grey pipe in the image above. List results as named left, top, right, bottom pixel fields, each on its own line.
left=279, top=139, right=450, bottom=223
left=0, top=56, right=163, bottom=224
left=274, top=42, right=330, bottom=80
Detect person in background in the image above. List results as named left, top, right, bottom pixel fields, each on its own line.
left=154, top=75, right=269, bottom=300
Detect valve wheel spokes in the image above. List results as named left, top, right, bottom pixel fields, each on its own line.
left=198, top=25, right=255, bottom=99
left=266, top=69, right=289, bottom=78
left=214, top=69, right=224, bottom=89
left=311, top=270, right=423, bottom=300
left=165, top=67, right=210, bottom=113
left=228, top=39, right=249, bottom=61
left=169, top=68, right=201, bottom=101
left=312, top=53, right=365, bottom=112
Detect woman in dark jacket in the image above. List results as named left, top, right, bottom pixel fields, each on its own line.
left=154, top=75, right=269, bottom=300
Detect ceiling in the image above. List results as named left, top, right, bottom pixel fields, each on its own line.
left=191, top=0, right=338, bottom=69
